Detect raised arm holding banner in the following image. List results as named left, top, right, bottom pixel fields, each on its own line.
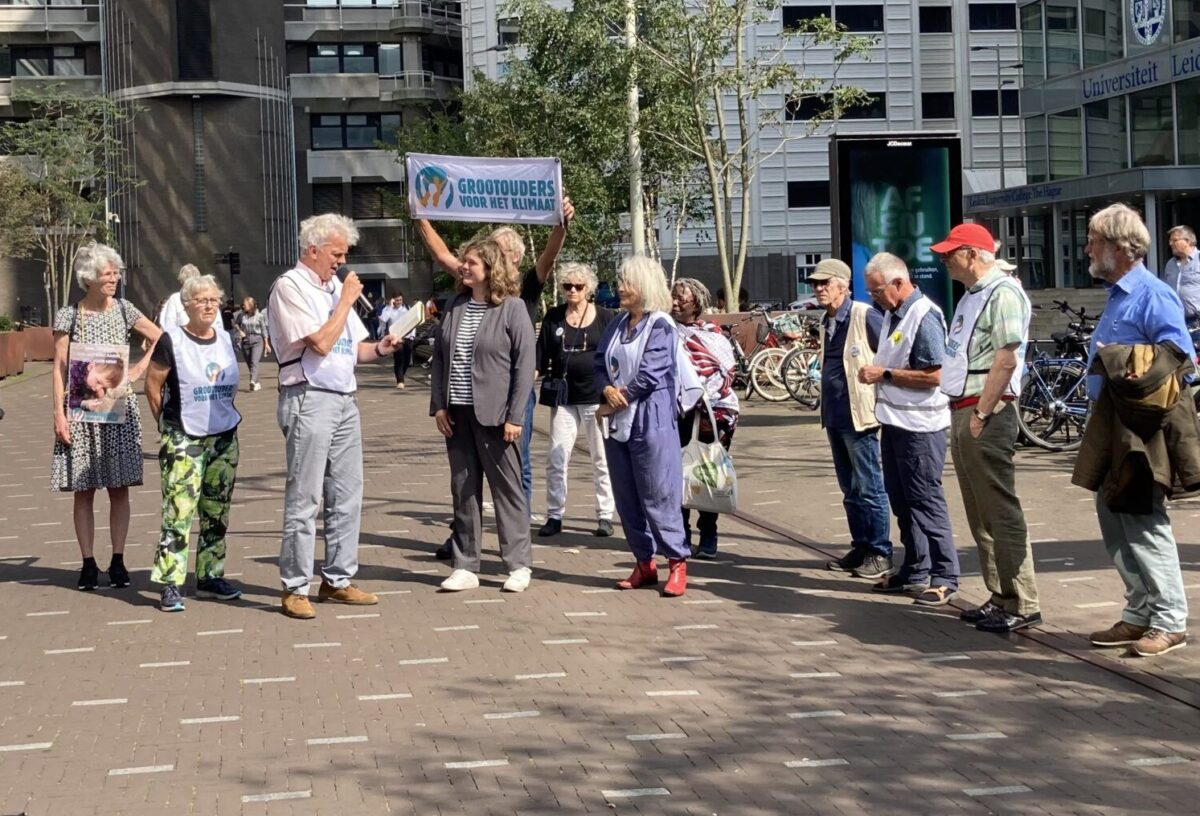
left=406, top=153, right=564, bottom=226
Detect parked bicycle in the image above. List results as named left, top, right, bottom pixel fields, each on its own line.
left=1016, top=300, right=1095, bottom=452
left=778, top=315, right=823, bottom=409
left=719, top=307, right=800, bottom=402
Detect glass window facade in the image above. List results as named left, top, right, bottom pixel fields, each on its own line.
left=1047, top=108, right=1082, bottom=179
left=1025, top=114, right=1047, bottom=183
left=1081, top=0, right=1121, bottom=68
left=1020, top=2, right=1044, bottom=81
left=922, top=91, right=955, bottom=119
left=1180, top=77, right=1200, bottom=166
left=1176, top=0, right=1200, bottom=42
left=1129, top=85, right=1174, bottom=166
left=1084, top=97, right=1126, bottom=174
left=1045, top=1, right=1079, bottom=77
left=919, top=6, right=952, bottom=33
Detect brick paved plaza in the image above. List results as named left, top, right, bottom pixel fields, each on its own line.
left=1, top=360, right=1198, bottom=815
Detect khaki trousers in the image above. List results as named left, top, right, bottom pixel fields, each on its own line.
left=949, top=402, right=1040, bottom=616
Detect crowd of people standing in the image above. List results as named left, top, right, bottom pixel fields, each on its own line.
left=42, top=203, right=1198, bottom=658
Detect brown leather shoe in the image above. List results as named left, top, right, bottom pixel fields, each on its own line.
left=317, top=582, right=378, bottom=605
left=1089, top=620, right=1149, bottom=647
left=281, top=592, right=315, bottom=620
left=1130, top=628, right=1187, bottom=657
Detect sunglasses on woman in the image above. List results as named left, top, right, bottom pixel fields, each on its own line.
left=562, top=283, right=586, bottom=292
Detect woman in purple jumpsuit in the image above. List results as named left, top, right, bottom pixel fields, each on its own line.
left=594, top=256, right=690, bottom=596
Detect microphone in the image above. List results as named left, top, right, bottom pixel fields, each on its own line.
left=335, top=265, right=376, bottom=315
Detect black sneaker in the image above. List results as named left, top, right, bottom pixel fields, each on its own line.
left=78, top=561, right=99, bottom=591
left=196, top=577, right=243, bottom=601
left=107, top=560, right=130, bottom=589
left=696, top=534, right=718, bottom=560
left=538, top=518, right=563, bottom=537
left=852, top=554, right=895, bottom=580
left=825, top=549, right=866, bottom=573
left=872, top=575, right=928, bottom=594
left=976, top=609, right=1042, bottom=633
left=594, top=519, right=614, bottom=537
left=959, top=600, right=1001, bottom=624
left=160, top=585, right=185, bottom=613
left=435, top=537, right=453, bottom=560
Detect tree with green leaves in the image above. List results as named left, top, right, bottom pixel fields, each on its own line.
left=639, top=0, right=874, bottom=309
left=0, top=160, right=40, bottom=262
left=0, top=84, right=141, bottom=318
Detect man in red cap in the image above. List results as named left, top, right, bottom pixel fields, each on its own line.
left=934, top=222, right=1041, bottom=633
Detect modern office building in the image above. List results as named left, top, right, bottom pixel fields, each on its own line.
left=967, top=0, right=1200, bottom=291
left=0, top=0, right=461, bottom=320
left=465, top=0, right=1027, bottom=303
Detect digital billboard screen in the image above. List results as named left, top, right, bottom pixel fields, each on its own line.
left=831, top=135, right=963, bottom=317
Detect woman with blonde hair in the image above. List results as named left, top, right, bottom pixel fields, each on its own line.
left=431, top=236, right=536, bottom=593
left=594, top=255, right=700, bottom=596
left=536, top=262, right=615, bottom=537
left=233, top=296, right=270, bottom=390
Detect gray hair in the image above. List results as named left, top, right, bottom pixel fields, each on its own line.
left=177, top=263, right=201, bottom=286
left=617, top=255, right=673, bottom=314
left=180, top=274, right=224, bottom=305
left=1090, top=203, right=1150, bottom=262
left=490, top=226, right=526, bottom=263
left=299, top=213, right=359, bottom=254
left=865, top=252, right=909, bottom=283
left=73, top=242, right=124, bottom=290
left=558, top=261, right=598, bottom=295
left=1168, top=225, right=1197, bottom=245
left=672, top=277, right=712, bottom=315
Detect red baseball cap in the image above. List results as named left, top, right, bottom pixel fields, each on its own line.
left=930, top=223, right=995, bottom=254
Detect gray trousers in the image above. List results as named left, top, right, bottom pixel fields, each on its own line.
left=446, top=405, right=531, bottom=573
left=277, top=385, right=362, bottom=594
left=241, top=335, right=265, bottom=384
left=1095, top=487, right=1189, bottom=633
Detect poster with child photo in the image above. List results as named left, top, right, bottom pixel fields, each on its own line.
left=67, top=343, right=131, bottom=423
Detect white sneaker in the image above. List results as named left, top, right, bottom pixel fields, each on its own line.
left=439, top=569, right=479, bottom=592
left=250, top=382, right=261, bottom=391
left=502, top=567, right=531, bottom=593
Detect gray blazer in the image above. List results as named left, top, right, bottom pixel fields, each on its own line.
left=430, top=294, right=536, bottom=426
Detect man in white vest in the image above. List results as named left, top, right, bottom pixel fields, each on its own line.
left=857, top=253, right=959, bottom=606
left=267, top=213, right=402, bottom=620
left=811, top=258, right=893, bottom=580
left=934, top=222, right=1041, bottom=633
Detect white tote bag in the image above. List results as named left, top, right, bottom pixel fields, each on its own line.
left=681, top=398, right=738, bottom=514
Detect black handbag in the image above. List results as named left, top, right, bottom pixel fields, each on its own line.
left=539, top=377, right=568, bottom=407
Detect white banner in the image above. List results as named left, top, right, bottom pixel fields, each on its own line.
left=406, top=153, right=563, bottom=226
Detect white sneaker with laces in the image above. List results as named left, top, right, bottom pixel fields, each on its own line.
left=440, top=569, right=479, bottom=592
left=502, top=567, right=531, bottom=593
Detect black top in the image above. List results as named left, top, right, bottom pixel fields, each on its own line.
left=520, top=268, right=546, bottom=326
left=150, top=330, right=218, bottom=431
left=537, top=303, right=614, bottom=405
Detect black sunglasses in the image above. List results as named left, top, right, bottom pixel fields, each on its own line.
left=562, top=283, right=586, bottom=292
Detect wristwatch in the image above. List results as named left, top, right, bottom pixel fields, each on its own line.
left=882, top=369, right=893, bottom=381
left=972, top=408, right=990, bottom=423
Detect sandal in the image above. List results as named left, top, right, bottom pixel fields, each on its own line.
left=872, top=575, right=928, bottom=594
left=914, top=585, right=957, bottom=606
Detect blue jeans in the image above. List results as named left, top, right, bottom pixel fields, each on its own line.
left=826, top=427, right=891, bottom=558
left=519, top=387, right=535, bottom=514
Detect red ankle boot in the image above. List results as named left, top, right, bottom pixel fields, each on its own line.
left=616, top=560, right=658, bottom=590
left=663, top=559, right=687, bottom=597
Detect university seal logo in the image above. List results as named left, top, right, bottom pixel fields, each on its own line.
left=1130, top=0, right=1166, bottom=46
left=416, top=165, right=455, bottom=208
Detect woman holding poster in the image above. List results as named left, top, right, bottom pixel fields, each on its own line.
left=51, top=243, right=162, bottom=592
left=144, top=275, right=243, bottom=612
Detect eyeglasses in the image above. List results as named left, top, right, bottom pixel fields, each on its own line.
left=562, top=283, right=586, bottom=292
left=811, top=279, right=834, bottom=289
left=189, top=298, right=221, bottom=307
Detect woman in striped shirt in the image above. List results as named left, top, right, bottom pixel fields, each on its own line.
left=430, top=236, right=536, bottom=593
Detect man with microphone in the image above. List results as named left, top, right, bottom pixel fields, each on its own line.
left=268, top=213, right=401, bottom=620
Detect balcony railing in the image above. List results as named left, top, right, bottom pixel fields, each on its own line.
left=283, top=1, right=462, bottom=33
left=0, top=2, right=101, bottom=34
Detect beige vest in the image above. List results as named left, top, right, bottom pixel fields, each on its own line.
left=822, top=301, right=879, bottom=432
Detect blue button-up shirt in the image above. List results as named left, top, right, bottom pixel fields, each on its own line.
left=1086, top=263, right=1195, bottom=399
left=821, top=297, right=883, bottom=429
left=1164, top=247, right=1200, bottom=320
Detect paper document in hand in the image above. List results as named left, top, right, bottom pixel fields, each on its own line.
left=388, top=301, right=426, bottom=340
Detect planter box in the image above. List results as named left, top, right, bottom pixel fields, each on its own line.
left=0, top=331, right=26, bottom=377
left=22, top=326, right=54, bottom=362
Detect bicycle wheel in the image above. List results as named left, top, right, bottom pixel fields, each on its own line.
left=749, top=347, right=790, bottom=402
left=781, top=347, right=821, bottom=409
left=1016, top=360, right=1089, bottom=452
